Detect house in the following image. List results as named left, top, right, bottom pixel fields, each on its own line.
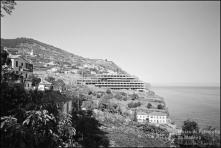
left=9, top=55, right=33, bottom=80
left=136, top=111, right=149, bottom=123
left=148, top=111, right=167, bottom=124
left=24, top=80, right=33, bottom=90
left=8, top=54, right=34, bottom=90
left=38, top=79, right=52, bottom=91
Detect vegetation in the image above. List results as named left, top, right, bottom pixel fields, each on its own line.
left=128, top=102, right=141, bottom=108
left=30, top=75, right=41, bottom=86
left=1, top=0, right=16, bottom=17
left=157, top=104, right=164, bottom=109
left=147, top=103, right=152, bottom=109
left=45, top=76, right=55, bottom=83
left=131, top=93, right=139, bottom=100
left=172, top=120, right=220, bottom=147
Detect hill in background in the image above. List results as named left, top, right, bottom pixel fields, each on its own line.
left=1, top=37, right=128, bottom=75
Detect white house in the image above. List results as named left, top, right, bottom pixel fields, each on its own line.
left=136, top=111, right=149, bottom=123
left=38, top=79, right=52, bottom=91
left=148, top=111, right=167, bottom=124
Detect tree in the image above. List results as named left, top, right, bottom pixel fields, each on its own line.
left=106, top=89, right=112, bottom=94
left=147, top=103, right=152, bottom=109
left=1, top=0, right=16, bottom=17
left=131, top=93, right=139, bottom=100
left=157, top=104, right=164, bottom=109
left=31, top=75, right=41, bottom=86
left=45, top=76, right=55, bottom=83
left=182, top=120, right=199, bottom=135
left=128, top=102, right=141, bottom=108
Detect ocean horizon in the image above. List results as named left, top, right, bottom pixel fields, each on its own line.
left=151, top=86, right=220, bottom=130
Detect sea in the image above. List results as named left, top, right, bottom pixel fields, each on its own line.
left=151, top=86, right=220, bottom=130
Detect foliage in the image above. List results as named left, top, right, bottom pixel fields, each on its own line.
left=172, top=120, right=220, bottom=147
left=182, top=119, right=199, bottom=135
left=147, top=103, right=152, bottom=109
left=131, top=93, right=139, bottom=100
left=57, top=113, right=76, bottom=147
left=81, top=100, right=97, bottom=110
left=52, top=79, right=66, bottom=92
left=98, top=98, right=111, bottom=111
left=141, top=124, right=169, bottom=139
left=30, top=75, right=41, bottom=86
left=1, top=46, right=11, bottom=66
left=1, top=0, right=16, bottom=17
left=0, top=80, right=77, bottom=147
left=128, top=102, right=141, bottom=108
left=157, top=104, right=164, bottom=110
left=114, top=93, right=124, bottom=101
left=72, top=110, right=109, bottom=148
left=45, top=76, right=55, bottom=83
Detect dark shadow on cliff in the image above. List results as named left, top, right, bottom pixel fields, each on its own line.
left=72, top=110, right=109, bottom=148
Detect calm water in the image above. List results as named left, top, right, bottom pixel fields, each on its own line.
left=151, top=86, right=220, bottom=130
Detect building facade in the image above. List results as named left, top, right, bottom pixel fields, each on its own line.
left=77, top=74, right=145, bottom=90
left=38, top=79, right=52, bottom=91
left=9, top=55, right=33, bottom=90
left=136, top=111, right=167, bottom=124
left=148, top=111, right=167, bottom=124
left=136, top=111, right=149, bottom=123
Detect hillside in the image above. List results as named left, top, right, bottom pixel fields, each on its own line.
left=1, top=37, right=128, bottom=75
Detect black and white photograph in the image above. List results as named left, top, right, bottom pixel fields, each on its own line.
left=1, top=1, right=220, bottom=147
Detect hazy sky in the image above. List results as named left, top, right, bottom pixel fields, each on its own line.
left=1, top=1, right=220, bottom=86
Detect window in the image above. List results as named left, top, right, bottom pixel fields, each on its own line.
left=16, top=61, right=18, bottom=67
left=21, top=63, right=23, bottom=66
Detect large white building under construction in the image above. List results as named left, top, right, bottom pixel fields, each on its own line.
left=77, top=74, right=145, bottom=90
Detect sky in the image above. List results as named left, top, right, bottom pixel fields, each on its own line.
left=1, top=1, right=220, bottom=86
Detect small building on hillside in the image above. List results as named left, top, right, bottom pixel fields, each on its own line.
left=38, top=79, right=52, bottom=91
left=6, top=54, right=34, bottom=90
left=9, top=55, right=33, bottom=80
left=148, top=111, right=167, bottom=124
left=24, top=80, right=33, bottom=90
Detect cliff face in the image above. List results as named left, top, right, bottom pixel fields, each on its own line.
left=1, top=37, right=127, bottom=74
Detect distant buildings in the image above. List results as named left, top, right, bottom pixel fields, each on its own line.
left=77, top=74, right=145, bottom=91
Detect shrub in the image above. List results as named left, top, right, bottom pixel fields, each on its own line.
left=45, top=76, right=55, bottom=83
left=114, top=93, right=123, bottom=100
left=128, top=102, right=141, bottom=108
left=106, top=89, right=112, bottom=94
left=157, top=104, right=164, bottom=109
left=131, top=93, right=139, bottom=100
left=103, top=94, right=113, bottom=100
left=122, top=96, right=128, bottom=101
left=147, top=103, right=152, bottom=109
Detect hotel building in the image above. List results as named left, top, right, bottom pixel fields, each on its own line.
left=77, top=74, right=145, bottom=90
